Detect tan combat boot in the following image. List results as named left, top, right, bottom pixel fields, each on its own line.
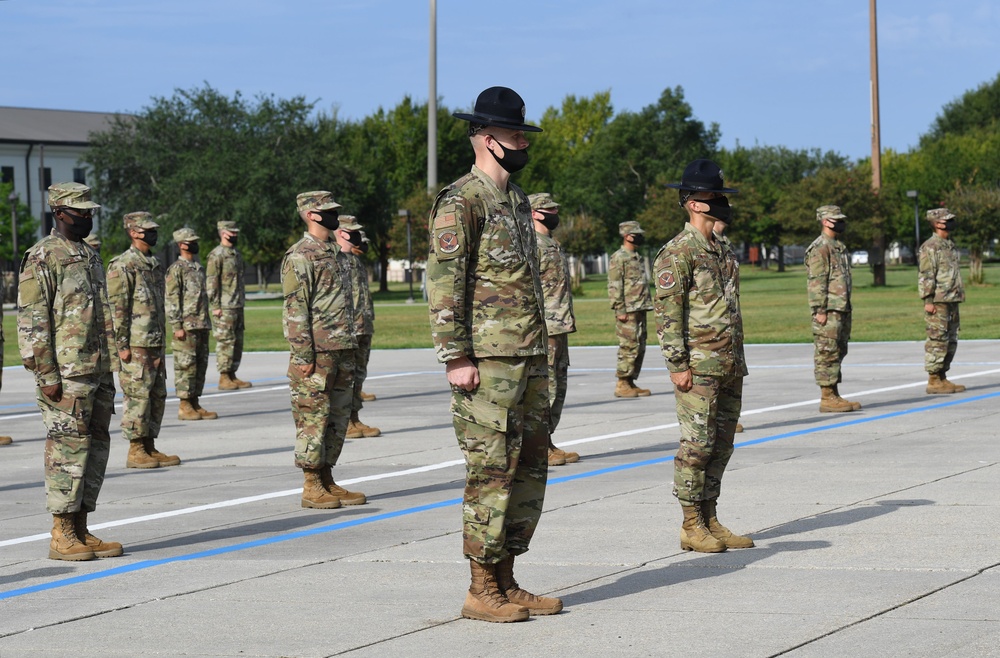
left=231, top=372, right=253, bottom=389
left=345, top=420, right=364, bottom=439
left=126, top=439, right=160, bottom=469
left=629, top=378, right=651, bottom=397
left=461, top=560, right=529, bottom=623
left=680, top=504, right=726, bottom=553
left=194, top=397, right=218, bottom=420
left=614, top=378, right=638, bottom=398
left=928, top=373, right=965, bottom=394
left=735, top=423, right=744, bottom=433
left=495, top=554, right=563, bottom=616
left=320, top=465, right=367, bottom=505
left=75, top=511, right=124, bottom=558
left=144, top=438, right=181, bottom=467
left=348, top=411, right=381, bottom=438
left=833, top=385, right=862, bottom=411
left=359, top=390, right=376, bottom=402
left=549, top=444, right=579, bottom=464
left=49, top=513, right=95, bottom=561
left=702, top=499, right=754, bottom=549
left=218, top=372, right=239, bottom=390
left=0, top=436, right=12, bottom=445
left=547, top=449, right=566, bottom=466
left=819, top=386, right=855, bottom=413
left=178, top=399, right=202, bottom=421
left=301, top=469, right=341, bottom=509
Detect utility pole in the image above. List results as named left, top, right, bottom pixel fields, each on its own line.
left=869, top=0, right=886, bottom=286
left=427, top=0, right=438, bottom=193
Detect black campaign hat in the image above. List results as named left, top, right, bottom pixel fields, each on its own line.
left=665, top=159, right=738, bottom=194
left=452, top=86, right=542, bottom=133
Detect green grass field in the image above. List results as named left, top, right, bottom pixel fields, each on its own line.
left=3, top=262, right=998, bottom=364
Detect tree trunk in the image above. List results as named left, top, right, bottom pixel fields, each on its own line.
left=379, top=241, right=389, bottom=293
left=970, top=246, right=984, bottom=285
left=871, top=232, right=886, bottom=287
left=777, top=244, right=786, bottom=273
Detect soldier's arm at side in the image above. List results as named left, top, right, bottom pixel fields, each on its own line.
left=917, top=246, right=937, bottom=312
left=206, top=251, right=222, bottom=316
left=281, top=253, right=316, bottom=370
left=653, top=249, right=692, bottom=389
left=805, top=245, right=831, bottom=315
left=426, top=194, right=473, bottom=366
left=16, top=254, right=60, bottom=391
left=607, top=252, right=625, bottom=316
left=164, top=265, right=186, bottom=339
left=107, top=262, right=134, bottom=362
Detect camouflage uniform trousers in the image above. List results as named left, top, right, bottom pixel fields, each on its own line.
left=213, top=308, right=245, bottom=374
left=925, top=302, right=960, bottom=374
left=615, top=310, right=647, bottom=379
left=289, top=349, right=355, bottom=469
left=812, top=310, right=852, bottom=386
left=172, top=329, right=210, bottom=400
left=350, top=333, right=373, bottom=414
left=37, top=373, right=116, bottom=514
left=119, top=347, right=168, bottom=442
left=451, top=354, right=549, bottom=563
left=673, top=373, right=743, bottom=505
left=546, top=333, right=570, bottom=433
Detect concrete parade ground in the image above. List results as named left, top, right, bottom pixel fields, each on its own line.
left=2, top=341, right=1000, bottom=658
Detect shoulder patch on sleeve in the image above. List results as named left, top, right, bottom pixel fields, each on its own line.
left=17, top=271, right=42, bottom=306
left=434, top=213, right=457, bottom=229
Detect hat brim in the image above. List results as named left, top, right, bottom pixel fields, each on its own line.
left=929, top=213, right=956, bottom=221
left=453, top=112, right=542, bottom=133
left=60, top=200, right=101, bottom=210
left=665, top=182, right=739, bottom=194
left=339, top=221, right=362, bottom=230
left=313, top=201, right=342, bottom=211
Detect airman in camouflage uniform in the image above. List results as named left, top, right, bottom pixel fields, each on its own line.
left=108, top=212, right=180, bottom=469
left=17, top=182, right=122, bottom=560
left=919, top=207, right=966, bottom=395
left=83, top=234, right=101, bottom=253
left=166, top=227, right=218, bottom=422
left=805, top=205, right=861, bottom=413
left=657, top=159, right=753, bottom=554
left=529, top=192, right=580, bottom=467
left=282, top=191, right=366, bottom=510
left=334, top=216, right=380, bottom=439
left=207, top=220, right=251, bottom=390
left=712, top=217, right=744, bottom=433
left=1, top=275, right=14, bottom=444
left=609, top=220, right=653, bottom=398
left=428, top=87, right=561, bottom=623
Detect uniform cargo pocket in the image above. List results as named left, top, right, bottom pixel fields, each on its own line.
left=451, top=395, right=509, bottom=470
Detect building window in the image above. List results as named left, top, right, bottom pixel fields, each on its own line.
left=39, top=167, right=52, bottom=190
left=44, top=211, right=54, bottom=234
left=73, top=168, right=86, bottom=184
left=0, top=166, right=13, bottom=184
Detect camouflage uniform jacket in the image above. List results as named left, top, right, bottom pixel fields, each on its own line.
left=536, top=231, right=576, bottom=336
left=281, top=233, right=357, bottom=365
left=206, top=245, right=246, bottom=311
left=165, top=257, right=211, bottom=331
left=608, top=247, right=653, bottom=314
left=653, top=223, right=747, bottom=376
left=918, top=235, right=965, bottom=303
left=107, top=246, right=167, bottom=350
left=16, top=230, right=118, bottom=387
left=805, top=234, right=852, bottom=313
left=425, top=165, right=546, bottom=363
left=716, top=232, right=746, bottom=374
left=345, top=252, right=375, bottom=336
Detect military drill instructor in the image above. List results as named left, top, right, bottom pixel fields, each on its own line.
left=108, top=212, right=181, bottom=469
left=529, top=192, right=580, bottom=466
left=426, top=86, right=562, bottom=623
left=166, top=227, right=218, bottom=422
left=919, top=207, right=966, bottom=395
left=608, top=220, right=653, bottom=398
left=656, top=159, right=753, bottom=554
left=207, top=220, right=251, bottom=390
left=333, top=215, right=380, bottom=440
left=805, top=205, right=862, bottom=413
left=17, top=182, right=123, bottom=560
left=282, top=191, right=367, bottom=510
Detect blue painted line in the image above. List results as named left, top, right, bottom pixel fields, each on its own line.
left=3, top=389, right=999, bottom=601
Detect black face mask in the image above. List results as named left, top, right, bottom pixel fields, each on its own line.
left=356, top=242, right=370, bottom=254
left=943, top=219, right=956, bottom=232
left=700, top=196, right=732, bottom=223
left=537, top=211, right=560, bottom=231
left=345, top=230, right=364, bottom=246
left=830, top=220, right=846, bottom=234
left=184, top=242, right=200, bottom=255
left=316, top=210, right=340, bottom=231
left=487, top=136, right=529, bottom=174
left=139, top=230, right=158, bottom=247
left=60, top=209, right=94, bottom=239
left=228, top=235, right=238, bottom=247
left=628, top=234, right=645, bottom=246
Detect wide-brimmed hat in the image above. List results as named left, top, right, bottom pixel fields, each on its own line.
left=665, top=159, right=738, bottom=194
left=452, top=86, right=542, bottom=133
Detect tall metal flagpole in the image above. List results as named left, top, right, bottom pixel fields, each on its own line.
left=427, top=0, right=438, bottom=193
left=869, top=0, right=881, bottom=192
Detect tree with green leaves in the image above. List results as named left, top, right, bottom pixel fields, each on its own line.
left=0, top=181, right=38, bottom=272
left=943, top=185, right=1000, bottom=284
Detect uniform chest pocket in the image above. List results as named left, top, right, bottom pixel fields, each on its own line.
left=481, top=214, right=525, bottom=266
left=135, top=270, right=155, bottom=303
left=692, top=258, right=722, bottom=303
left=58, top=256, right=93, bottom=304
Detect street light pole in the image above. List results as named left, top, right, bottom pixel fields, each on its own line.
left=906, top=190, right=919, bottom=264
left=399, top=209, right=413, bottom=303
left=7, top=190, right=18, bottom=268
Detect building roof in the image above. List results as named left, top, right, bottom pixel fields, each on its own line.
left=0, top=106, right=126, bottom=146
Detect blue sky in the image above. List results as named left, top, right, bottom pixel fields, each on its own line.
left=2, top=0, right=998, bottom=160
